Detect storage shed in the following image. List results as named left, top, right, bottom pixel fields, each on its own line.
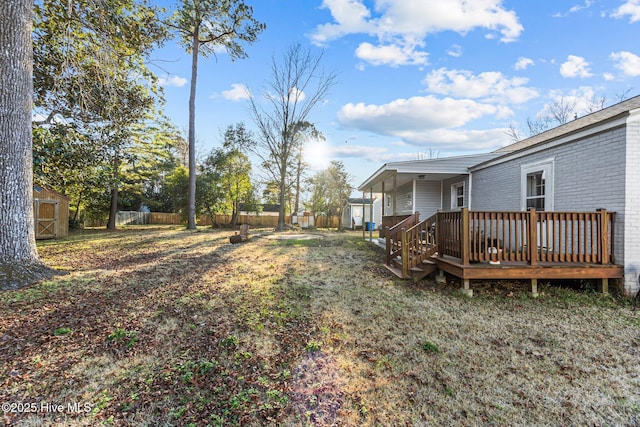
left=33, top=184, right=69, bottom=239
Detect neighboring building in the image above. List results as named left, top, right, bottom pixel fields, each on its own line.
left=342, top=197, right=381, bottom=230
left=358, top=95, right=640, bottom=295
left=33, top=184, right=69, bottom=239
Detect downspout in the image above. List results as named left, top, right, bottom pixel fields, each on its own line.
left=468, top=173, right=473, bottom=210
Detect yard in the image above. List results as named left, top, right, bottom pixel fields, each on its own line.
left=1, top=226, right=639, bottom=426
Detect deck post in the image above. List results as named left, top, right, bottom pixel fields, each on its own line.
left=401, top=228, right=409, bottom=278
left=462, top=279, right=473, bottom=297
left=461, top=208, right=470, bottom=266
left=531, top=278, right=539, bottom=298
left=597, top=208, right=609, bottom=265
left=528, top=208, right=538, bottom=266
left=385, top=227, right=391, bottom=266
left=601, top=278, right=609, bottom=295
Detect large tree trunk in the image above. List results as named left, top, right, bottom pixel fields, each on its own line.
left=186, top=29, right=199, bottom=230
left=0, top=0, right=60, bottom=289
left=106, top=187, right=118, bottom=230
left=276, top=161, right=287, bottom=231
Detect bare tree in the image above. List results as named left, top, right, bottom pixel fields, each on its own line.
left=506, top=122, right=522, bottom=142
left=586, top=95, right=607, bottom=114
left=548, top=96, right=577, bottom=124
left=249, top=44, right=336, bottom=230
left=0, top=0, right=58, bottom=289
left=526, top=116, right=553, bottom=137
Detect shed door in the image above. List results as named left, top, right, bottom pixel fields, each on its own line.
left=34, top=200, right=58, bottom=239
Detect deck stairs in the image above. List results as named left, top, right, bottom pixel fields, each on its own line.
left=384, top=212, right=439, bottom=280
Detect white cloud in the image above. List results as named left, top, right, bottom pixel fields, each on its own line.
left=447, top=44, right=463, bottom=58
left=158, top=75, right=188, bottom=88
left=287, top=87, right=306, bottom=102
left=611, top=0, right=640, bottom=22
left=221, top=83, right=250, bottom=101
left=355, top=42, right=428, bottom=67
left=560, top=55, right=593, bottom=78
left=553, top=0, right=593, bottom=17
left=310, top=0, right=376, bottom=46
left=310, top=0, right=523, bottom=67
left=331, top=144, right=392, bottom=163
left=337, top=95, right=513, bottom=150
left=423, top=68, right=538, bottom=104
left=514, top=57, right=534, bottom=70
left=610, top=51, right=640, bottom=76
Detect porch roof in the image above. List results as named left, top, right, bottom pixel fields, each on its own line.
left=358, top=152, right=503, bottom=193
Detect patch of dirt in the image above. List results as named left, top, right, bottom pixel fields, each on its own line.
left=289, top=351, right=345, bottom=426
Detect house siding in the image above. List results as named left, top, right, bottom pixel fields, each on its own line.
left=443, top=175, right=469, bottom=210
left=472, top=125, right=632, bottom=292
left=414, top=180, right=441, bottom=218
left=387, top=182, right=414, bottom=215
left=624, top=115, right=640, bottom=294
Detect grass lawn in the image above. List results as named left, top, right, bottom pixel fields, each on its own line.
left=1, top=226, right=639, bottom=426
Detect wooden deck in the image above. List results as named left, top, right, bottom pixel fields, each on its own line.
left=382, top=208, right=624, bottom=296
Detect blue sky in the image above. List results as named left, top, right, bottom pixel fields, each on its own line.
left=150, top=0, right=640, bottom=192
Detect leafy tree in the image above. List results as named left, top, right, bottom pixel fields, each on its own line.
left=169, top=0, right=265, bottom=229
left=33, top=0, right=169, bottom=230
left=308, top=161, right=352, bottom=231
left=33, top=0, right=166, bottom=122
left=200, top=123, right=258, bottom=226
left=323, top=161, right=353, bottom=231
left=0, top=0, right=58, bottom=288
left=249, top=43, right=336, bottom=230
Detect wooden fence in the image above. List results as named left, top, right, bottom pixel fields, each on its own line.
left=92, top=211, right=341, bottom=229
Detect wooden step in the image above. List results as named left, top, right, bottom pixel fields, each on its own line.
left=384, top=264, right=406, bottom=278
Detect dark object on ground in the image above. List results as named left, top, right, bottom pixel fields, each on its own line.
left=230, top=224, right=249, bottom=244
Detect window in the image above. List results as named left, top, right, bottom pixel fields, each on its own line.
left=526, top=171, right=545, bottom=210
left=451, top=182, right=465, bottom=209
left=521, top=159, right=554, bottom=211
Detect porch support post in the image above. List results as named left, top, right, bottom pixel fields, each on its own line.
left=369, top=188, right=374, bottom=240
left=461, top=207, right=470, bottom=266
left=528, top=208, right=538, bottom=266
left=362, top=191, right=366, bottom=238
left=531, top=278, right=539, bottom=298
left=381, top=180, right=385, bottom=217
left=393, top=173, right=397, bottom=216
left=601, top=278, right=609, bottom=295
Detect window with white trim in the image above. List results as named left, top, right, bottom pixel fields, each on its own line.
left=521, top=159, right=554, bottom=211
left=450, top=182, right=465, bottom=209
left=526, top=171, right=545, bottom=210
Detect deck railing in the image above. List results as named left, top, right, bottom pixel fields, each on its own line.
left=385, top=212, right=419, bottom=269
left=384, top=208, right=617, bottom=276
left=448, top=208, right=616, bottom=265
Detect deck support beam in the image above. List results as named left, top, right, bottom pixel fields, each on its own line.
left=600, top=278, right=609, bottom=295
left=531, top=278, right=538, bottom=298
